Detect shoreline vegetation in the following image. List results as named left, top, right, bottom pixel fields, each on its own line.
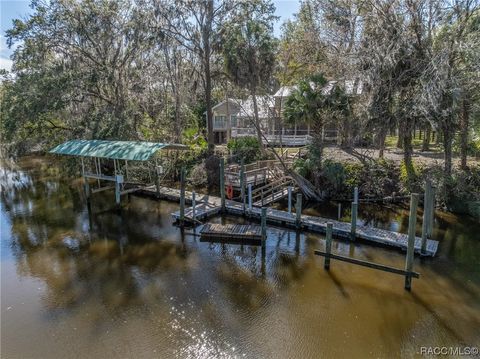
left=1, top=0, right=479, bottom=219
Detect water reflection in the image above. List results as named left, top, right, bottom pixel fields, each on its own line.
left=1, top=157, right=480, bottom=358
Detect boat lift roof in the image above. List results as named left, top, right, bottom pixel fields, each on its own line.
left=49, top=139, right=187, bottom=161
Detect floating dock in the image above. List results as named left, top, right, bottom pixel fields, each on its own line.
left=138, top=185, right=439, bottom=256
left=200, top=223, right=262, bottom=243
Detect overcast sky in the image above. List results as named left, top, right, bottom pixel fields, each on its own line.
left=0, top=0, right=300, bottom=72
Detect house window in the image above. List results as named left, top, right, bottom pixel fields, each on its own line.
left=230, top=115, right=237, bottom=127
left=214, top=115, right=226, bottom=128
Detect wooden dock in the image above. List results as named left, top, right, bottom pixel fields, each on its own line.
left=139, top=185, right=439, bottom=256
left=201, top=223, right=262, bottom=242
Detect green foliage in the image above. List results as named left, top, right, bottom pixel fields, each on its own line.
left=227, top=137, right=261, bottom=163
left=318, top=159, right=400, bottom=199
left=222, top=1, right=277, bottom=92
left=400, top=160, right=422, bottom=192
left=293, top=157, right=313, bottom=178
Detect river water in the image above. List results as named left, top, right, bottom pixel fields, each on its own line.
left=1, top=156, right=479, bottom=358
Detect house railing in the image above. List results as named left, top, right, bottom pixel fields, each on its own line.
left=231, top=128, right=313, bottom=146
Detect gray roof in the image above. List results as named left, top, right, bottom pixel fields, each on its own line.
left=274, top=79, right=363, bottom=98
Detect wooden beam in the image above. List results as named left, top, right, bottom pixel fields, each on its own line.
left=314, top=251, right=420, bottom=278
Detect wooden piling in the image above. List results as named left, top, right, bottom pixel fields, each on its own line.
left=261, top=207, right=267, bottom=256
left=155, top=166, right=161, bottom=198
left=261, top=207, right=267, bottom=241
left=179, top=167, right=186, bottom=224
left=220, top=158, right=225, bottom=212
left=248, top=184, right=252, bottom=211
left=324, top=222, right=333, bottom=270
left=296, top=193, right=302, bottom=228
left=115, top=175, right=123, bottom=205
left=429, top=186, right=436, bottom=238
left=84, top=177, right=91, bottom=201
left=351, top=202, right=358, bottom=240
left=405, top=193, right=419, bottom=290
left=421, top=181, right=432, bottom=255
left=287, top=186, right=292, bottom=214
left=354, top=186, right=359, bottom=203
left=192, top=191, right=196, bottom=222
left=240, top=159, right=245, bottom=214
left=337, top=203, right=342, bottom=220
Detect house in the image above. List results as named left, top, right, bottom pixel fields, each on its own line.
left=211, top=79, right=363, bottom=145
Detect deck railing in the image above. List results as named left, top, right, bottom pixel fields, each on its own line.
left=231, top=128, right=313, bottom=146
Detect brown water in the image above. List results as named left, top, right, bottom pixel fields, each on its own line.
left=1, top=156, right=479, bottom=359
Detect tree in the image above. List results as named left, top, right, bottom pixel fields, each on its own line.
left=425, top=1, right=480, bottom=172
left=284, top=74, right=350, bottom=186
left=4, top=0, right=158, bottom=141
left=154, top=0, right=233, bottom=151
left=222, top=0, right=278, bottom=150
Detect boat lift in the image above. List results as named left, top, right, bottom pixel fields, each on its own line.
left=50, top=139, right=188, bottom=204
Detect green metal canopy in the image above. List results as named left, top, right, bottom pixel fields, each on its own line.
left=50, top=139, right=187, bottom=161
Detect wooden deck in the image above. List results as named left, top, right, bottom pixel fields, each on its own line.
left=201, top=223, right=262, bottom=241
left=138, top=185, right=439, bottom=256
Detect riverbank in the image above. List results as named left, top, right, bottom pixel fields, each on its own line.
left=1, top=156, right=480, bottom=358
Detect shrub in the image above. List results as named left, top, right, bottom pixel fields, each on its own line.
left=293, top=158, right=314, bottom=179
left=400, top=159, right=423, bottom=192
left=188, top=161, right=208, bottom=188
left=227, top=137, right=261, bottom=163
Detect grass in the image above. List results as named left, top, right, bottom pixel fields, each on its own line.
left=385, top=135, right=442, bottom=152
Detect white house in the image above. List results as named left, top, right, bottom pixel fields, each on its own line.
left=211, top=79, right=363, bottom=145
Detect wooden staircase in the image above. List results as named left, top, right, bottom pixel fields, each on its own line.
left=251, top=175, right=296, bottom=207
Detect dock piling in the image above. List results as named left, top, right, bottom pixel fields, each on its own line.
left=296, top=193, right=302, bottom=228
left=405, top=193, right=419, bottom=290
left=261, top=207, right=267, bottom=256
left=337, top=203, right=342, bottom=220
left=324, top=222, right=333, bottom=270
left=192, top=191, right=196, bottom=222
left=248, top=184, right=252, bottom=211
left=261, top=207, right=267, bottom=240
left=179, top=167, right=186, bottom=224
left=351, top=202, right=358, bottom=240
left=287, top=186, right=292, bottom=214
left=115, top=175, right=123, bottom=205
left=220, top=158, right=225, bottom=212
left=240, top=159, right=245, bottom=214
left=155, top=166, right=161, bottom=198
left=421, top=181, right=432, bottom=255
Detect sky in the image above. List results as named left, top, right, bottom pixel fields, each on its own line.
left=0, top=0, right=301, bottom=72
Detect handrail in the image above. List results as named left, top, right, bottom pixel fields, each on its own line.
left=251, top=176, right=293, bottom=197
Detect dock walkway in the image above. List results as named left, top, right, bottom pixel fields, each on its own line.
left=139, top=185, right=439, bottom=256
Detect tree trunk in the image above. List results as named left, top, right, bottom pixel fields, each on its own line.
left=460, top=95, right=470, bottom=170
left=421, top=124, right=431, bottom=152
left=403, top=121, right=415, bottom=185
left=442, top=123, right=453, bottom=177
left=397, top=123, right=404, bottom=149
left=377, top=127, right=387, bottom=158
left=203, top=0, right=214, bottom=151
left=311, top=118, right=324, bottom=188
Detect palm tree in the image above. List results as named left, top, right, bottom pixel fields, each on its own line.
left=284, top=74, right=349, bottom=186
